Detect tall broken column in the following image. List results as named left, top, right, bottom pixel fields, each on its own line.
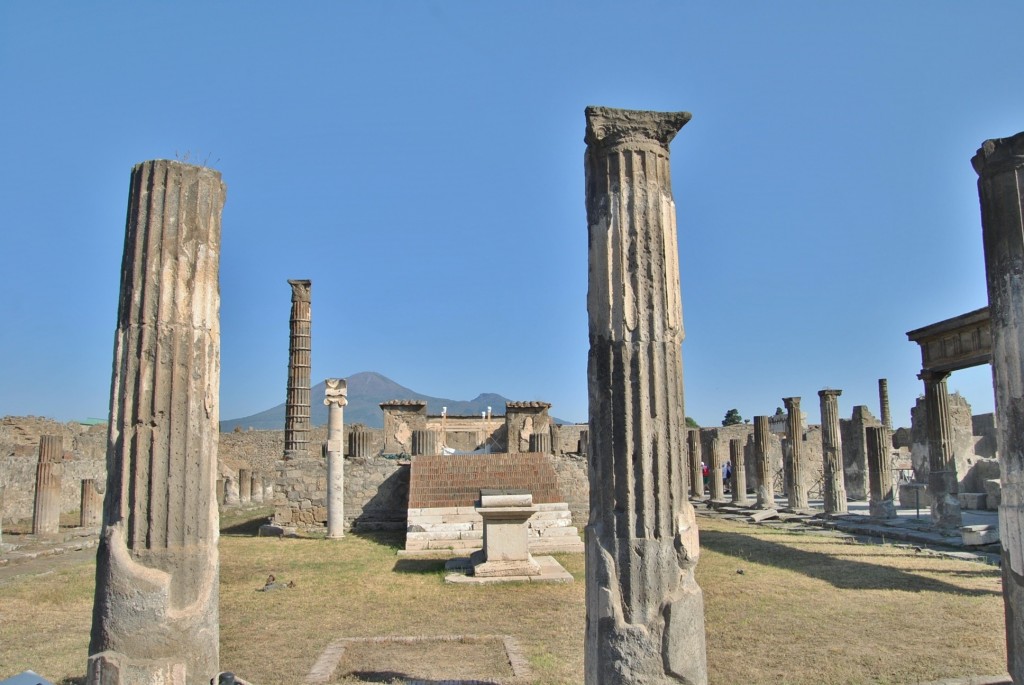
left=973, top=132, right=1024, bottom=683
left=88, top=159, right=225, bottom=685
left=687, top=429, right=703, bottom=499
left=80, top=479, right=103, bottom=529
left=919, top=370, right=961, bottom=528
left=32, top=435, right=63, bottom=535
left=325, top=378, right=347, bottom=539
left=284, top=279, right=312, bottom=459
left=878, top=378, right=893, bottom=432
left=729, top=438, right=748, bottom=505
left=866, top=426, right=896, bottom=519
left=783, top=397, right=808, bottom=510
left=584, top=106, right=707, bottom=685
left=818, top=389, right=847, bottom=515
left=753, top=416, right=775, bottom=509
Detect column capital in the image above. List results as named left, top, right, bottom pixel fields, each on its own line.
left=783, top=396, right=801, bottom=410
left=973, top=131, right=1024, bottom=177
left=288, top=279, right=311, bottom=302
left=918, top=369, right=951, bottom=385
left=584, top=106, right=691, bottom=154
left=817, top=388, right=842, bottom=400
left=324, top=378, right=348, bottom=407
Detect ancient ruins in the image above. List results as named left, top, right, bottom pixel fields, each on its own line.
left=284, top=279, right=312, bottom=460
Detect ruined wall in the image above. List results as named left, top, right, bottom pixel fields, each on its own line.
left=910, top=393, right=991, bottom=491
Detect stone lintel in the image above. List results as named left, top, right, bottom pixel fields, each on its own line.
left=907, top=307, right=992, bottom=374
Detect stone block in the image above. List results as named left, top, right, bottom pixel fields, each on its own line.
left=961, top=524, right=999, bottom=546
left=427, top=538, right=479, bottom=550
left=898, top=483, right=932, bottom=508
left=539, top=527, right=582, bottom=538
left=958, top=492, right=987, bottom=510
left=407, top=514, right=444, bottom=525
left=536, top=502, right=569, bottom=512
left=984, top=478, right=1002, bottom=510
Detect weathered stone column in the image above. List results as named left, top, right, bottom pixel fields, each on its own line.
left=411, top=429, right=439, bottom=456
left=224, top=476, right=239, bottom=506
left=529, top=432, right=552, bottom=454
left=729, top=438, right=748, bottom=505
left=325, top=378, right=347, bottom=539
left=706, top=432, right=725, bottom=502
left=818, top=389, right=847, bottom=515
left=250, top=474, right=264, bottom=504
left=753, top=416, right=775, bottom=509
left=32, top=435, right=63, bottom=535
left=349, top=429, right=372, bottom=458
left=919, top=370, right=961, bottom=528
left=284, top=279, right=312, bottom=459
left=579, top=429, right=589, bottom=457
left=783, top=397, right=808, bottom=510
left=878, top=378, right=893, bottom=432
left=215, top=479, right=224, bottom=506
left=80, top=479, right=103, bottom=529
left=88, top=159, right=224, bottom=685
left=866, top=426, right=896, bottom=518
left=584, top=105, right=706, bottom=684
left=237, top=469, right=251, bottom=503
left=687, top=429, right=703, bottom=500
left=973, top=132, right=1024, bottom=682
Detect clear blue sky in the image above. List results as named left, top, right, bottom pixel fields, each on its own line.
left=1, top=3, right=1020, bottom=428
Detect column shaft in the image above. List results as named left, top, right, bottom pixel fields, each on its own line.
left=349, top=430, right=372, bottom=458
left=529, top=432, right=552, bottom=454
left=706, top=432, right=725, bottom=502
left=819, top=390, right=847, bottom=514
left=88, top=160, right=224, bottom=684
left=411, top=429, right=439, bottom=456
left=729, top=438, right=748, bottom=505
left=81, top=479, right=103, bottom=529
left=783, top=397, right=808, bottom=509
left=754, top=416, right=774, bottom=509
left=920, top=371, right=961, bottom=528
left=325, top=378, right=347, bottom=539
left=687, top=429, right=703, bottom=500
left=878, top=378, right=893, bottom=432
left=584, top=106, right=706, bottom=685
left=237, top=469, right=251, bottom=503
left=33, top=461, right=62, bottom=535
left=284, top=279, right=311, bottom=458
left=866, top=426, right=896, bottom=518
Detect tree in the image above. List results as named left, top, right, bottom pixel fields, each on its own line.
left=685, top=416, right=700, bottom=429
left=722, top=408, right=743, bottom=426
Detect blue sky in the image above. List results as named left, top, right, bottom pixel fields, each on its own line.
left=1, top=3, right=1020, bottom=428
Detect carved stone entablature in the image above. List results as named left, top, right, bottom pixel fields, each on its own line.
left=324, top=378, right=348, bottom=407
left=379, top=399, right=428, bottom=411
left=505, top=401, right=551, bottom=411
left=906, top=307, right=991, bottom=374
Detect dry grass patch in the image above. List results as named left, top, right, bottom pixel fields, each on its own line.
left=0, top=506, right=1009, bottom=685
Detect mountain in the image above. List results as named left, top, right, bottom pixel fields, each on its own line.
left=219, top=371, right=546, bottom=431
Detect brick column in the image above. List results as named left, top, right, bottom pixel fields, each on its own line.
left=584, top=106, right=706, bottom=684
left=88, top=160, right=224, bottom=684
left=818, top=389, right=847, bottom=515
left=783, top=397, right=808, bottom=510
left=284, top=279, right=311, bottom=459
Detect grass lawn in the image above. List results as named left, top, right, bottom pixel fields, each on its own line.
left=0, top=507, right=1008, bottom=684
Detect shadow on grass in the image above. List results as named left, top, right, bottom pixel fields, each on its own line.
left=59, top=678, right=85, bottom=685
left=701, top=528, right=1000, bottom=596
left=348, top=672, right=498, bottom=684
left=220, top=512, right=272, bottom=537
left=392, top=558, right=447, bottom=574
left=351, top=529, right=406, bottom=551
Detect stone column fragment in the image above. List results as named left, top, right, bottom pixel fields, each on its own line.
left=783, top=397, right=808, bottom=510
left=33, top=461, right=62, bottom=535
left=349, top=429, right=372, bottom=458
left=250, top=475, right=264, bottom=504
left=729, top=438, right=748, bottom=505
left=529, top=432, right=552, bottom=454
left=325, top=378, right=347, bottom=539
left=584, top=106, right=707, bottom=685
left=973, top=132, right=1024, bottom=683
left=81, top=479, right=103, bottom=529
left=818, top=389, right=847, bottom=515
left=237, top=469, right=251, bottom=503
left=706, top=432, right=725, bottom=502
left=919, top=370, right=961, bottom=528
left=753, top=416, right=775, bottom=509
left=866, top=426, right=896, bottom=518
left=687, top=429, right=703, bottom=500
left=88, top=159, right=224, bottom=685
left=284, top=279, right=311, bottom=459
left=878, top=378, right=893, bottom=432
left=411, top=429, right=439, bottom=457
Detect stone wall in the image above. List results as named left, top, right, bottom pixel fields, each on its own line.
left=910, top=393, right=988, bottom=491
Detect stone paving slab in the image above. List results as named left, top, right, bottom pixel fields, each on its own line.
left=443, top=555, right=573, bottom=584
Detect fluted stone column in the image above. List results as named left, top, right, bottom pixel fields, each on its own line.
left=284, top=279, right=312, bottom=459
left=578, top=429, right=589, bottom=457
left=349, top=429, right=372, bottom=458
left=250, top=474, right=264, bottom=504
left=729, top=438, right=748, bottom=505
left=529, top=432, right=552, bottom=454
left=783, top=397, right=808, bottom=510
left=215, top=479, right=224, bottom=506
left=687, top=429, right=703, bottom=500
left=237, top=469, right=251, bottom=503
left=325, top=378, right=347, bottom=539
left=878, top=378, right=893, bottom=432
left=818, top=389, right=847, bottom=515
left=973, top=132, right=1024, bottom=682
left=80, top=479, right=103, bottom=529
left=224, top=476, right=239, bottom=506
left=753, top=416, right=775, bottom=509
left=919, top=370, right=961, bottom=528
left=411, top=429, right=439, bottom=456
left=32, top=435, right=63, bottom=535
left=584, top=105, right=706, bottom=685
left=706, top=432, right=725, bottom=502
left=866, top=426, right=896, bottom=518
left=88, top=160, right=224, bottom=685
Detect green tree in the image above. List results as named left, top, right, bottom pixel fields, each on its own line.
left=685, top=416, right=699, bottom=429
left=722, top=408, right=743, bottom=426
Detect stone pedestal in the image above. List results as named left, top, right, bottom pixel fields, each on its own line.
left=584, top=106, right=707, bottom=685
left=325, top=378, right=347, bottom=539
left=729, top=438, right=748, bottom=505
left=783, top=397, right=808, bottom=510
left=32, top=461, right=62, bottom=535
left=754, top=416, right=775, bottom=509
left=80, top=479, right=103, bottom=529
left=919, top=370, right=961, bottom=528
left=529, top=432, right=552, bottom=455
left=866, top=426, right=896, bottom=519
left=349, top=429, right=372, bottom=458
left=974, top=132, right=1024, bottom=683
left=471, top=490, right=540, bottom=578
left=687, top=429, right=703, bottom=499
left=284, top=279, right=311, bottom=460
left=411, top=429, right=439, bottom=457
left=819, top=389, right=847, bottom=515
left=88, top=159, right=224, bottom=685
left=237, top=469, right=251, bottom=503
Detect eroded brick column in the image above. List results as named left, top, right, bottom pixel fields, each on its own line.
left=32, top=435, right=63, bottom=535
left=80, top=479, right=103, bottom=529
left=88, top=159, right=224, bottom=685
left=284, top=279, right=311, bottom=459
left=783, top=397, right=808, bottom=510
left=325, top=378, right=347, bottom=539
left=729, top=438, right=748, bottom=505
left=919, top=370, right=961, bottom=528
left=584, top=105, right=706, bottom=684
left=973, top=132, right=1024, bottom=682
left=866, top=426, right=896, bottom=518
left=819, top=389, right=847, bottom=515
left=753, top=416, right=775, bottom=509
left=687, top=429, right=703, bottom=500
